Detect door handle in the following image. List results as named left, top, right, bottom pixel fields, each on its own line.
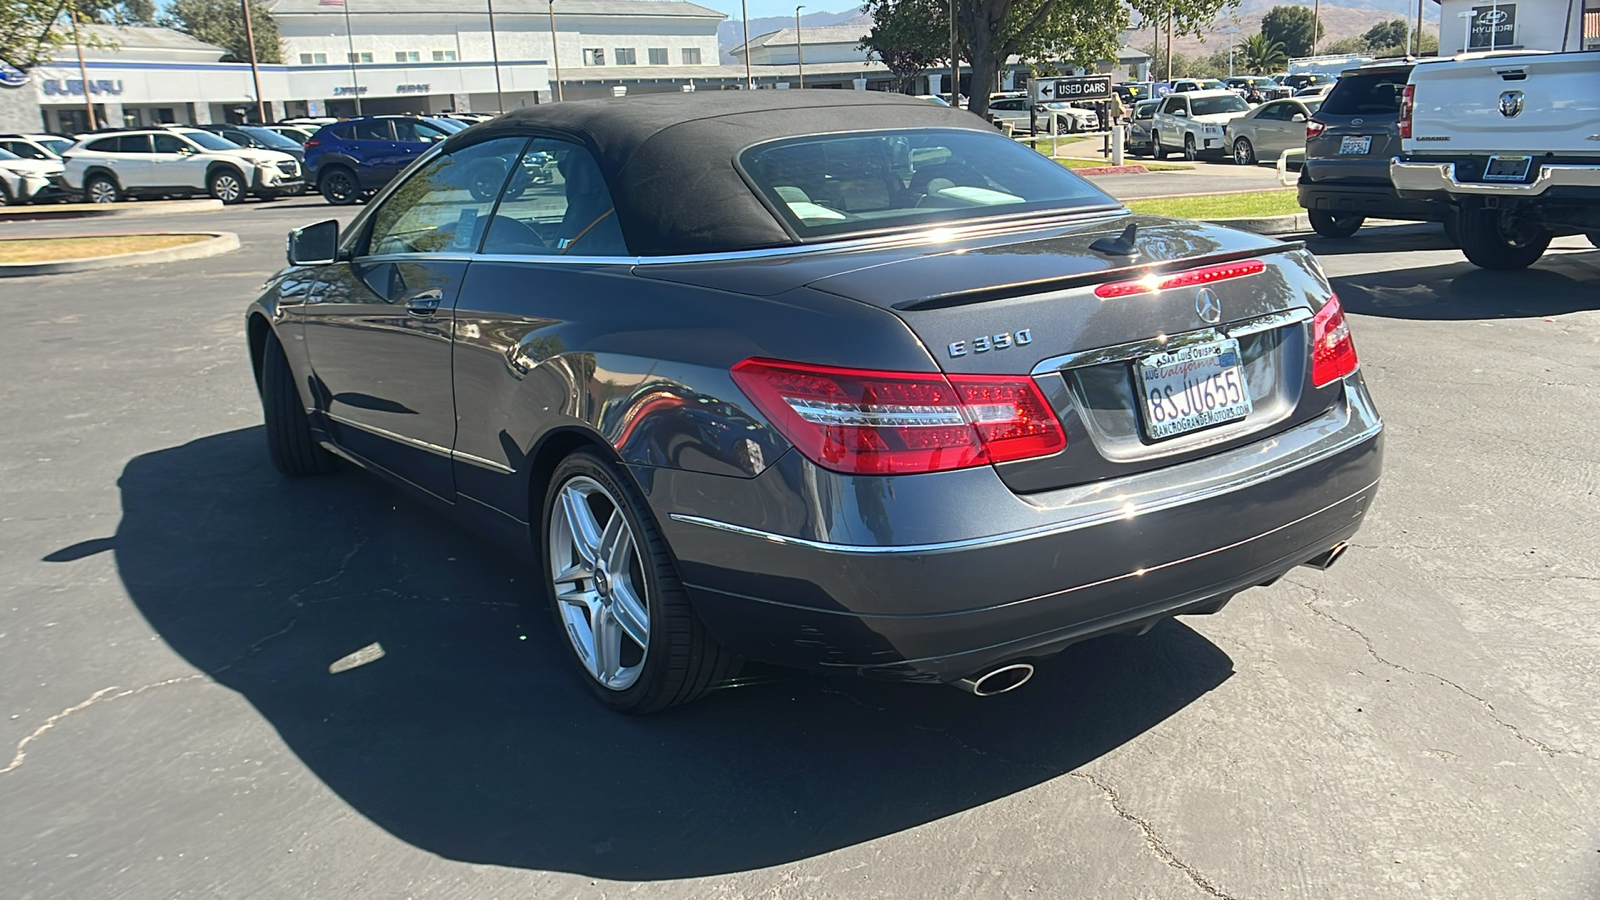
left=404, top=289, right=443, bottom=317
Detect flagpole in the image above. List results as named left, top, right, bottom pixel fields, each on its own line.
left=342, top=0, right=362, bottom=115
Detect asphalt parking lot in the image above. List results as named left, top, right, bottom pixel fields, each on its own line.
left=2, top=199, right=1597, bottom=899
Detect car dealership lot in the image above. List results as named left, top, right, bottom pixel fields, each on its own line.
left=2, top=202, right=1597, bottom=898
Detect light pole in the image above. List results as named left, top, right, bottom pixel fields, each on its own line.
left=795, top=5, right=805, bottom=89
left=1312, top=0, right=1321, bottom=56
left=740, top=0, right=753, bottom=89
left=67, top=3, right=96, bottom=129
left=948, top=0, right=957, bottom=106
left=1415, top=0, right=1425, bottom=55
left=486, top=0, right=505, bottom=112
left=342, top=0, right=362, bottom=115
left=547, top=0, right=564, bottom=101
left=241, top=0, right=267, bottom=122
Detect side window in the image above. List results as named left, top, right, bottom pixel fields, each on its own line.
left=330, top=124, right=355, bottom=140
left=117, top=135, right=153, bottom=153
left=152, top=133, right=190, bottom=154
left=483, top=140, right=627, bottom=257
left=394, top=119, right=448, bottom=143
left=364, top=137, right=531, bottom=257
left=87, top=137, right=119, bottom=153
left=353, top=119, right=392, bottom=141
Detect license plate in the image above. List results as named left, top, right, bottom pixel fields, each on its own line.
left=1137, top=338, right=1253, bottom=440
left=1339, top=136, right=1371, bottom=155
left=1484, top=155, right=1531, bottom=181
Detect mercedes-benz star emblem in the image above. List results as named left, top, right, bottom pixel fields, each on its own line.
left=1499, top=90, right=1524, bottom=119
left=1195, top=288, right=1222, bottom=324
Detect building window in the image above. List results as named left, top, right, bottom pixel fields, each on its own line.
left=433, top=50, right=457, bottom=62
left=583, top=48, right=605, bottom=66
left=614, top=48, right=637, bottom=65
left=648, top=47, right=668, bottom=65
left=395, top=51, right=421, bottom=63
left=681, top=47, right=702, bottom=65
left=299, top=52, right=328, bottom=65
left=347, top=51, right=372, bottom=63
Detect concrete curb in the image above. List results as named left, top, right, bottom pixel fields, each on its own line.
left=0, top=199, right=224, bottom=222
left=1202, top=213, right=1311, bottom=235
left=1075, top=164, right=1150, bottom=176
left=0, top=232, right=240, bottom=277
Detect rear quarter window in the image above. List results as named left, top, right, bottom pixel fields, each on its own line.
left=1320, top=72, right=1409, bottom=116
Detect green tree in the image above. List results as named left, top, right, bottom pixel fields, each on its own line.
left=161, top=0, right=281, bottom=64
left=1362, top=18, right=1407, bottom=50
left=1319, top=36, right=1367, bottom=55
left=1239, top=32, right=1287, bottom=74
left=860, top=0, right=949, bottom=93
left=0, top=0, right=71, bottom=70
left=1259, top=5, right=1324, bottom=58
left=863, top=0, right=1231, bottom=120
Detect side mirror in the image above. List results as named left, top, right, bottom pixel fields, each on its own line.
left=1291, top=113, right=1307, bottom=123
left=1172, top=109, right=1188, bottom=117
left=287, top=219, right=340, bottom=266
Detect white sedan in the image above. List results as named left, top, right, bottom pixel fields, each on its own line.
left=1223, top=97, right=1323, bottom=165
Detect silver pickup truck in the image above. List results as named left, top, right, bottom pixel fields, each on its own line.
left=1390, top=52, right=1600, bottom=269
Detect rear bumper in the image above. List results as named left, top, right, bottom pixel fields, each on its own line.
left=658, top=377, right=1383, bottom=682
left=1298, top=178, right=1448, bottom=221
left=1391, top=160, right=1600, bottom=201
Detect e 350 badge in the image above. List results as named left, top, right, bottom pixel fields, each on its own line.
left=949, top=329, right=1033, bottom=357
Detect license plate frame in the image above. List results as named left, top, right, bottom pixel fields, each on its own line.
left=1484, top=154, right=1532, bottom=181
left=1136, top=337, right=1253, bottom=441
left=1338, top=135, right=1372, bottom=155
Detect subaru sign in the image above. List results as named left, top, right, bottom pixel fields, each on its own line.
left=0, top=61, right=28, bottom=88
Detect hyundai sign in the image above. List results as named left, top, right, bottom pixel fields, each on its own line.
left=1468, top=4, right=1516, bottom=50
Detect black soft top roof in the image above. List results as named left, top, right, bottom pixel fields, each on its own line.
left=455, top=92, right=996, bottom=256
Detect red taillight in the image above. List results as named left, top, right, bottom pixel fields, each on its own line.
left=1094, top=259, right=1266, bottom=299
left=729, top=358, right=1065, bottom=475
left=304, top=139, right=321, bottom=148
left=1305, top=118, right=1327, bottom=139
left=1397, top=85, right=1414, bottom=140
left=1310, top=294, right=1359, bottom=387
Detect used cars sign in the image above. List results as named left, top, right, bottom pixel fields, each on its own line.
left=1030, top=75, right=1112, bottom=104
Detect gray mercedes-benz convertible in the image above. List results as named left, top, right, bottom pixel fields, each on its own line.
left=246, top=92, right=1382, bottom=713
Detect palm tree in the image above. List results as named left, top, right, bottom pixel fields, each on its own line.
left=1241, top=34, right=1288, bottom=76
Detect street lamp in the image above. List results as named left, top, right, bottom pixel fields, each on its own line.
left=948, top=0, right=957, bottom=107
left=547, top=0, right=564, bottom=101
left=241, top=0, right=266, bottom=122
left=741, top=0, right=753, bottom=89
left=486, top=0, right=505, bottom=112
left=795, top=5, right=805, bottom=89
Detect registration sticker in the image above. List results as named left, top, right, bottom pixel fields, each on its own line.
left=1137, top=338, right=1253, bottom=440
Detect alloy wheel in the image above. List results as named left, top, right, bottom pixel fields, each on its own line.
left=88, top=178, right=118, bottom=203
left=1233, top=138, right=1256, bottom=166
left=211, top=173, right=243, bottom=203
left=322, top=170, right=358, bottom=205
left=548, top=475, right=650, bottom=691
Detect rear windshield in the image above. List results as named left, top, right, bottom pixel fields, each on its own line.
left=1320, top=71, right=1409, bottom=116
left=740, top=128, right=1115, bottom=241
left=180, top=130, right=239, bottom=151
left=1191, top=95, right=1249, bottom=116
left=239, top=126, right=303, bottom=150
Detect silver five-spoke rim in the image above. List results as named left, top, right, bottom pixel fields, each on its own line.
left=214, top=174, right=242, bottom=202
left=549, top=475, right=650, bottom=691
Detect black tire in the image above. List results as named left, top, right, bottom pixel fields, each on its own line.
left=209, top=168, right=246, bottom=204
left=320, top=166, right=360, bottom=206
left=0, top=181, right=12, bottom=206
left=259, top=333, right=337, bottom=476
left=1182, top=134, right=1198, bottom=162
left=85, top=173, right=120, bottom=204
left=1309, top=209, right=1365, bottom=239
left=1457, top=207, right=1551, bottom=270
left=1232, top=137, right=1256, bottom=166
left=541, top=449, right=738, bottom=714
left=1152, top=132, right=1168, bottom=160
left=1442, top=214, right=1461, bottom=247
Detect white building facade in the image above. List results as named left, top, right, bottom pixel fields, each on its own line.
left=1432, top=0, right=1600, bottom=52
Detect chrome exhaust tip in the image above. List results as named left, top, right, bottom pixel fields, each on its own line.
left=1302, top=541, right=1350, bottom=571
left=953, top=662, right=1035, bottom=697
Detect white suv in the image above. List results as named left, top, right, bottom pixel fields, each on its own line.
left=1151, top=90, right=1253, bottom=161
left=62, top=128, right=302, bottom=204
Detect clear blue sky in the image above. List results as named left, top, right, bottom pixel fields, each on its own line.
left=696, top=0, right=860, bottom=21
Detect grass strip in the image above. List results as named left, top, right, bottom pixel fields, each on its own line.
left=1125, top=189, right=1301, bottom=220
left=0, top=234, right=210, bottom=264
left=1055, top=157, right=1191, bottom=172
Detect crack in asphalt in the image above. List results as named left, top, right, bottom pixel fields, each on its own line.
left=1291, top=578, right=1587, bottom=760
left=815, top=685, right=1237, bottom=899
left=0, top=675, right=204, bottom=775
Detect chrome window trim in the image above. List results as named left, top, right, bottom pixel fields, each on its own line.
left=452, top=449, right=516, bottom=474
left=1029, top=306, right=1312, bottom=375
left=670, top=393, right=1379, bottom=557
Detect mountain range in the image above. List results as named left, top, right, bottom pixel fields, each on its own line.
left=718, top=9, right=868, bottom=63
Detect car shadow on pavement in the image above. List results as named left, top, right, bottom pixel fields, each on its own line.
left=1330, top=249, right=1600, bottom=321
left=95, top=427, right=1235, bottom=880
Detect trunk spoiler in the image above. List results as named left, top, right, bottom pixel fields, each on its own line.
left=893, top=242, right=1307, bottom=312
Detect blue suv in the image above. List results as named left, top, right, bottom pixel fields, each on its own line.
left=304, top=116, right=466, bottom=205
